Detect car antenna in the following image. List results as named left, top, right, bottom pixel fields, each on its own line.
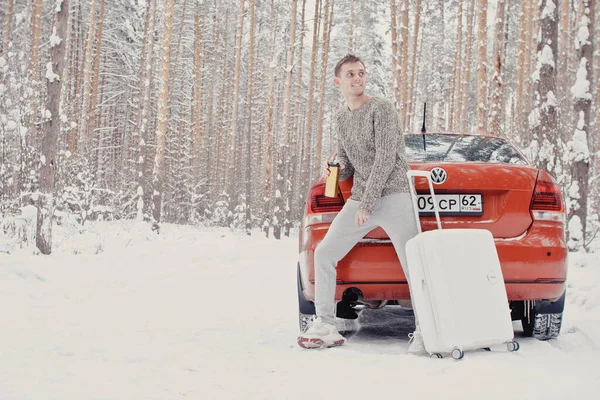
left=421, top=102, right=427, bottom=151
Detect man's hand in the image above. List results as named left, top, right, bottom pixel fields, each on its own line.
left=355, top=209, right=370, bottom=227
left=321, top=163, right=345, bottom=179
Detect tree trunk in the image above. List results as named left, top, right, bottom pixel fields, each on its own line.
left=276, top=0, right=298, bottom=238
left=568, top=0, right=594, bottom=251
left=94, top=55, right=106, bottom=185
left=60, top=0, right=76, bottom=150
left=489, top=0, right=506, bottom=136
left=1, top=0, right=15, bottom=60
left=244, top=0, right=256, bottom=234
left=193, top=2, right=204, bottom=180
left=390, top=0, right=400, bottom=107
left=522, top=0, right=535, bottom=125
left=530, top=0, right=558, bottom=172
left=313, top=0, right=333, bottom=177
left=216, top=11, right=230, bottom=197
left=88, top=0, right=105, bottom=161
left=27, top=0, right=44, bottom=141
left=348, top=0, right=355, bottom=53
left=300, top=0, right=320, bottom=211
left=450, top=0, right=463, bottom=131
left=78, top=0, right=98, bottom=153
left=476, top=0, right=488, bottom=135
left=592, top=3, right=600, bottom=235
left=164, top=0, right=190, bottom=219
left=596, top=3, right=600, bottom=179
left=36, top=0, right=70, bottom=255
left=558, top=0, right=570, bottom=80
left=67, top=0, right=83, bottom=153
left=206, top=0, right=221, bottom=196
left=407, top=0, right=423, bottom=129
left=399, top=0, right=409, bottom=129
left=514, top=0, right=529, bottom=140
left=151, top=0, right=175, bottom=230
left=262, top=0, right=277, bottom=236
left=435, top=0, right=447, bottom=130
left=460, top=0, right=476, bottom=132
left=134, top=0, right=157, bottom=221
left=227, top=0, right=245, bottom=200
left=291, top=0, right=307, bottom=225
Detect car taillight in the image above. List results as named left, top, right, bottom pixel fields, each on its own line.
left=310, top=183, right=345, bottom=213
left=530, top=170, right=564, bottom=221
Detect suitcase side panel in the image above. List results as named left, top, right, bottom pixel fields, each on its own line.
left=406, top=229, right=514, bottom=354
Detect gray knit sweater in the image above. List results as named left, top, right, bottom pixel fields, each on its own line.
left=335, top=97, right=410, bottom=215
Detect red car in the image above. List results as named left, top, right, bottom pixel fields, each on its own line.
left=297, top=133, right=567, bottom=340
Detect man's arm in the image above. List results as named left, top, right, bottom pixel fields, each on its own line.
left=359, top=100, right=400, bottom=215
left=334, top=116, right=354, bottom=180
left=336, top=146, right=355, bottom=180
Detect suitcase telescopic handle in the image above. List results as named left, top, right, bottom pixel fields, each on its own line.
left=406, top=170, right=442, bottom=233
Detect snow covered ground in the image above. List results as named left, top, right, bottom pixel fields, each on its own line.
left=1, top=221, right=599, bottom=400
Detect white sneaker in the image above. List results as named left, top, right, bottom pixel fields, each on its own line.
left=407, top=330, right=427, bottom=355
left=297, top=317, right=345, bottom=349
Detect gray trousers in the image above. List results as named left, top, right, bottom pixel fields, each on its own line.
left=314, top=192, right=419, bottom=325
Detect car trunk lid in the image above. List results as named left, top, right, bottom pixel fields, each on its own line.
left=351, top=163, right=539, bottom=239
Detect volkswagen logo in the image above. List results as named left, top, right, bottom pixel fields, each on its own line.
left=430, top=167, right=447, bottom=185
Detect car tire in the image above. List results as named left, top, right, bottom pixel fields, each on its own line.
left=299, top=312, right=315, bottom=333
left=297, top=264, right=316, bottom=312
left=520, top=290, right=565, bottom=340
left=296, top=263, right=358, bottom=337
left=522, top=312, right=563, bottom=340
left=297, top=264, right=316, bottom=332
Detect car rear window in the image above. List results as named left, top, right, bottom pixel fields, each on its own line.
left=404, top=134, right=529, bottom=165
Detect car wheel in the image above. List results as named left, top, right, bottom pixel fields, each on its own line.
left=299, top=312, right=315, bottom=333
left=520, top=291, right=565, bottom=340
left=528, top=313, right=563, bottom=340
left=297, top=264, right=316, bottom=332
left=521, top=305, right=563, bottom=340
left=296, top=264, right=358, bottom=337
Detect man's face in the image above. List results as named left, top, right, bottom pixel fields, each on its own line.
left=334, top=61, right=367, bottom=98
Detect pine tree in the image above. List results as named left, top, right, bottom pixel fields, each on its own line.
left=291, top=0, right=308, bottom=223
left=262, top=0, right=277, bottom=236
left=37, top=0, right=70, bottom=254
left=1, top=0, right=15, bottom=60
left=476, top=0, right=488, bottom=134
left=151, top=0, right=176, bottom=230
left=460, top=0, right=476, bottom=132
left=399, top=0, right=409, bottom=129
left=406, top=0, right=423, bottom=129
left=529, top=0, right=559, bottom=173
left=228, top=0, right=245, bottom=199
left=567, top=0, right=594, bottom=251
left=244, top=0, right=256, bottom=234
left=133, top=0, right=157, bottom=221
left=489, top=0, right=506, bottom=136
left=450, top=0, right=463, bottom=131
left=27, top=0, right=44, bottom=141
left=78, top=0, right=98, bottom=153
left=300, top=0, right=321, bottom=206
left=390, top=0, right=400, bottom=107
left=313, top=0, right=333, bottom=177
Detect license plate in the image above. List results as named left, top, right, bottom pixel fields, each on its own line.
left=416, top=194, right=483, bottom=215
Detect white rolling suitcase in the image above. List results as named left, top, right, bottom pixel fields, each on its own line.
left=405, top=170, right=519, bottom=359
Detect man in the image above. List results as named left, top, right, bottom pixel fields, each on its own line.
left=297, top=54, right=424, bottom=354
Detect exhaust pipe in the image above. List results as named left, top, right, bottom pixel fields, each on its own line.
left=342, top=288, right=388, bottom=309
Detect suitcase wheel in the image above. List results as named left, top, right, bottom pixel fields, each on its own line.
left=430, top=353, right=443, bottom=359
left=507, top=341, right=520, bottom=352
left=451, top=348, right=464, bottom=360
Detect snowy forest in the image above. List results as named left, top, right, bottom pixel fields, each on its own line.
left=0, top=0, right=597, bottom=254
